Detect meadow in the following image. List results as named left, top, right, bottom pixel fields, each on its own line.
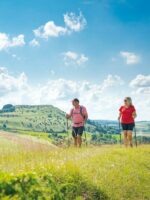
left=0, top=131, right=149, bottom=200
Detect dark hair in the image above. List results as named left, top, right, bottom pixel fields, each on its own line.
left=73, top=98, right=79, bottom=103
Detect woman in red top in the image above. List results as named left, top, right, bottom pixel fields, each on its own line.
left=118, top=97, right=137, bottom=147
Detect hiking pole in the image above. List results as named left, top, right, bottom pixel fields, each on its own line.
left=118, top=120, right=122, bottom=146
left=66, top=119, right=70, bottom=147
left=134, top=124, right=138, bottom=147
left=84, top=122, right=88, bottom=147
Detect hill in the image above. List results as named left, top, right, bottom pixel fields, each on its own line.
left=0, top=105, right=149, bottom=145
left=0, top=105, right=123, bottom=134
left=0, top=105, right=96, bottom=134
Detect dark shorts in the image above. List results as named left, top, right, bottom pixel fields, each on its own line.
left=121, top=123, right=135, bottom=131
left=72, top=126, right=84, bottom=138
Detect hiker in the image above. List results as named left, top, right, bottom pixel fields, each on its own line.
left=118, top=97, right=137, bottom=147
left=66, top=98, right=88, bottom=147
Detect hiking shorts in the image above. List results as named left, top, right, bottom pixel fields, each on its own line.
left=121, top=123, right=135, bottom=131
left=72, top=126, right=84, bottom=138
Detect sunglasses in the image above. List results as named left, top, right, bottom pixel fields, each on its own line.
left=124, top=99, right=128, bottom=102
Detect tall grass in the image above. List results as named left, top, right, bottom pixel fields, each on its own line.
left=0, top=135, right=149, bottom=200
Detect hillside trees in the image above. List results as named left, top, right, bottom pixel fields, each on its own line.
left=1, top=104, right=15, bottom=112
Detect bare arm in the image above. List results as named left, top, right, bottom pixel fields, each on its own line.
left=83, top=107, right=88, bottom=123
left=84, top=113, right=88, bottom=122
left=132, top=111, right=137, bottom=119
left=66, top=109, right=72, bottom=119
left=118, top=112, right=121, bottom=121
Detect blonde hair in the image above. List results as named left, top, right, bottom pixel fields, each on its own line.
left=124, top=97, right=133, bottom=106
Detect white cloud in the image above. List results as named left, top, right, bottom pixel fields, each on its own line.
left=34, top=12, right=86, bottom=39
left=130, top=74, right=150, bottom=88
left=101, top=75, right=124, bottom=90
left=120, top=51, right=140, bottom=65
left=0, top=68, right=124, bottom=119
left=34, top=21, right=67, bottom=39
left=0, top=67, right=28, bottom=96
left=0, top=67, right=8, bottom=74
left=64, top=51, right=78, bottom=60
left=29, top=39, right=40, bottom=47
left=11, top=35, right=25, bottom=47
left=0, top=68, right=150, bottom=120
left=0, top=33, right=25, bottom=51
left=64, top=12, right=87, bottom=32
left=38, top=75, right=123, bottom=119
left=26, top=76, right=123, bottom=119
left=128, top=74, right=150, bottom=120
left=1, top=68, right=150, bottom=120
left=63, top=51, right=88, bottom=66
left=130, top=74, right=150, bottom=94
left=77, top=54, right=89, bottom=65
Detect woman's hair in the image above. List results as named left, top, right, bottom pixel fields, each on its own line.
left=124, top=97, right=132, bottom=106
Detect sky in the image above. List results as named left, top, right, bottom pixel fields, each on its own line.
left=0, top=0, right=150, bottom=120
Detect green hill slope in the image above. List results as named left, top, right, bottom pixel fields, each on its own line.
left=0, top=105, right=149, bottom=145
left=0, top=105, right=96, bottom=134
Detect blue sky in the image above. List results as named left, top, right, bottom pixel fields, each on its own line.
left=0, top=0, right=150, bottom=120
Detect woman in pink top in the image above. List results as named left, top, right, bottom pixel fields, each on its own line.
left=66, top=98, right=88, bottom=147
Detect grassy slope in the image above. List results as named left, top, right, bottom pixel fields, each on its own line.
left=0, top=105, right=66, bottom=133
left=0, top=132, right=149, bottom=200
left=0, top=105, right=96, bottom=134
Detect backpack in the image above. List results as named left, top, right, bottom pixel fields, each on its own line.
left=71, top=106, right=85, bottom=119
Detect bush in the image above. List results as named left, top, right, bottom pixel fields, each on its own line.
left=1, top=104, right=16, bottom=112
left=0, top=172, right=109, bottom=200
left=3, top=124, right=7, bottom=129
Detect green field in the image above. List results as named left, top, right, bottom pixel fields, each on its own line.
left=0, top=131, right=149, bottom=200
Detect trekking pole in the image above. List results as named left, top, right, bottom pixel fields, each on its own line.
left=66, top=119, right=70, bottom=147
left=134, top=124, right=138, bottom=147
left=118, top=120, right=122, bottom=146
left=84, top=122, right=88, bottom=147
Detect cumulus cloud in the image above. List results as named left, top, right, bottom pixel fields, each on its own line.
left=64, top=12, right=87, bottom=32
left=0, top=68, right=150, bottom=120
left=29, top=39, right=40, bottom=47
left=128, top=74, right=150, bottom=119
left=101, top=75, right=124, bottom=90
left=63, top=51, right=88, bottom=66
left=37, top=76, right=124, bottom=119
left=34, top=21, right=67, bottom=39
left=120, top=51, right=140, bottom=65
left=130, top=74, right=150, bottom=88
left=0, top=68, right=124, bottom=119
left=34, top=12, right=86, bottom=39
left=130, top=74, right=150, bottom=94
left=0, top=67, right=28, bottom=96
left=0, top=33, right=25, bottom=51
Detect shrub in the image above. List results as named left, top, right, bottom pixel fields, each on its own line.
left=1, top=104, right=16, bottom=112
left=0, top=172, right=109, bottom=200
